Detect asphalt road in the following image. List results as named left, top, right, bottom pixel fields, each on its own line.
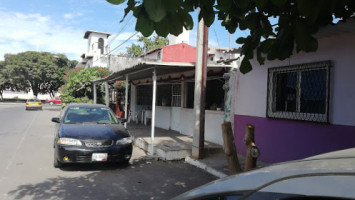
left=0, top=103, right=217, bottom=200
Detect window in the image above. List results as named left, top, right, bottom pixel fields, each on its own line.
left=267, top=61, right=330, bottom=123
left=171, top=84, right=181, bottom=107
left=184, top=79, right=225, bottom=110
left=98, top=38, right=104, bottom=54
left=157, top=84, right=172, bottom=106
left=137, top=85, right=152, bottom=105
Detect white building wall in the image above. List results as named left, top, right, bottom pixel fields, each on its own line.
left=179, top=108, right=195, bottom=137
left=86, top=32, right=110, bottom=68
left=155, top=106, right=172, bottom=130
left=143, top=51, right=161, bottom=60
left=234, top=32, right=355, bottom=126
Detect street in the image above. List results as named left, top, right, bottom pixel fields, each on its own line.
left=0, top=103, right=217, bottom=200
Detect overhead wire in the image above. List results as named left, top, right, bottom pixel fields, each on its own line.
left=107, top=13, right=134, bottom=46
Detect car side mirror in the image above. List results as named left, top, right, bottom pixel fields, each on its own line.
left=117, top=117, right=127, bottom=123
left=51, top=117, right=60, bottom=123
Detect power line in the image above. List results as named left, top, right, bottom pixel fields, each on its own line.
left=107, top=14, right=134, bottom=46
left=108, top=32, right=139, bottom=55
left=213, top=28, right=220, bottom=47
left=92, top=31, right=139, bottom=63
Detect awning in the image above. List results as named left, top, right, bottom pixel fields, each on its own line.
left=93, top=60, right=233, bottom=83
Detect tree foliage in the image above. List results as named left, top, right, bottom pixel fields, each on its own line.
left=107, top=0, right=355, bottom=73
left=1, top=51, right=70, bottom=97
left=126, top=35, right=169, bottom=57
left=60, top=67, right=111, bottom=106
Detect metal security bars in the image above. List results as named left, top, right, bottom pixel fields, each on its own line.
left=267, top=61, right=331, bottom=123
left=171, top=84, right=182, bottom=107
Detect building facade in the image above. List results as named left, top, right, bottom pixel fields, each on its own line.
left=231, top=21, right=355, bottom=163
left=78, top=30, right=111, bottom=68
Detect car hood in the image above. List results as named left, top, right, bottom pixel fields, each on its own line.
left=59, top=123, right=130, bottom=140
left=172, top=150, right=355, bottom=200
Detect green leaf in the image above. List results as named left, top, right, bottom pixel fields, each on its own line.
left=163, top=0, right=182, bottom=11
left=155, top=18, right=170, bottom=37
left=144, top=0, right=167, bottom=22
left=120, top=0, right=136, bottom=22
left=271, top=0, right=287, bottom=7
left=136, top=16, right=154, bottom=37
left=217, top=0, right=232, bottom=11
left=182, top=11, right=194, bottom=30
left=199, top=6, right=215, bottom=27
left=236, top=37, right=246, bottom=44
left=133, top=5, right=143, bottom=18
left=305, top=37, right=318, bottom=52
left=256, top=47, right=265, bottom=65
left=240, top=58, right=252, bottom=74
left=168, top=13, right=184, bottom=36
left=255, top=0, right=268, bottom=10
left=106, top=0, right=125, bottom=5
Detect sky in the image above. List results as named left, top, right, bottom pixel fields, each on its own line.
left=0, top=0, right=243, bottom=62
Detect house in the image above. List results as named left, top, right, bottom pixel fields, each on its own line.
left=93, top=32, right=239, bottom=147
left=77, top=30, right=111, bottom=68
left=231, top=20, right=355, bottom=163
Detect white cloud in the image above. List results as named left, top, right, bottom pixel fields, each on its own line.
left=64, top=13, right=73, bottom=19
left=0, top=10, right=86, bottom=61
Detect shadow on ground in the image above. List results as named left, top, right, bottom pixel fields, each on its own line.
left=8, top=160, right=217, bottom=200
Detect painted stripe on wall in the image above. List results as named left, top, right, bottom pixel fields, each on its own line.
left=234, top=114, right=355, bottom=163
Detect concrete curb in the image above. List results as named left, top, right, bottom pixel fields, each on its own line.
left=185, top=156, right=227, bottom=178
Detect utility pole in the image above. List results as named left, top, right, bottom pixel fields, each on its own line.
left=192, top=13, right=208, bottom=159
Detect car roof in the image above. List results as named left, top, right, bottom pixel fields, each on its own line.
left=66, top=103, right=108, bottom=109
left=173, top=148, right=355, bottom=199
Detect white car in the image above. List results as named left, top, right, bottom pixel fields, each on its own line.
left=172, top=148, right=355, bottom=200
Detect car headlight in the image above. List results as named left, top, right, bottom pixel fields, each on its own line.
left=116, top=137, right=133, bottom=145
left=58, top=138, right=82, bottom=146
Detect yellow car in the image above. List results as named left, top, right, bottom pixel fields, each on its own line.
left=25, top=99, right=43, bottom=110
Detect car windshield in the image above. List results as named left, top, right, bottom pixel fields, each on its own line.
left=28, top=99, right=40, bottom=102
left=64, top=106, right=119, bottom=124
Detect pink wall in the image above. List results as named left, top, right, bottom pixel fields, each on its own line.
left=162, top=43, right=196, bottom=63
left=234, top=114, right=355, bottom=164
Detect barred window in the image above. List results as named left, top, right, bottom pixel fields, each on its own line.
left=171, top=84, right=181, bottom=107
left=267, top=61, right=330, bottom=123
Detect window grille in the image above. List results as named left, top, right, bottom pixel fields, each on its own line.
left=171, top=84, right=181, bottom=107
left=267, top=61, right=331, bottom=123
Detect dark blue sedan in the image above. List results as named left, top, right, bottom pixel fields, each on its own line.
left=51, top=103, right=132, bottom=168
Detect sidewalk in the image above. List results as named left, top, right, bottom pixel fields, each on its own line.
left=127, top=123, right=268, bottom=178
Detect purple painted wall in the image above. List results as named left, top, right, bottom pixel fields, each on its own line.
left=234, top=114, right=355, bottom=163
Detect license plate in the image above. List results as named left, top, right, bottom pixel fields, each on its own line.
left=92, top=153, right=108, bottom=162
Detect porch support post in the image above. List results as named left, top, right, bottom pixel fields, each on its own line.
left=150, top=67, right=157, bottom=155
left=124, top=75, right=129, bottom=128
left=105, top=81, right=109, bottom=107
left=93, top=83, right=97, bottom=104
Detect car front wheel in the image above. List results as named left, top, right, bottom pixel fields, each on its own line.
left=53, top=157, right=63, bottom=168
left=53, top=149, right=63, bottom=168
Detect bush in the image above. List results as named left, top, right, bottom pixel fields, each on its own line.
left=60, top=67, right=111, bottom=106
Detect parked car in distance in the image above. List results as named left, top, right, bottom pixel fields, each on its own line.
left=25, top=99, right=42, bottom=110
left=46, top=96, right=61, bottom=105
left=172, top=148, right=355, bottom=200
left=51, top=103, right=132, bottom=168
